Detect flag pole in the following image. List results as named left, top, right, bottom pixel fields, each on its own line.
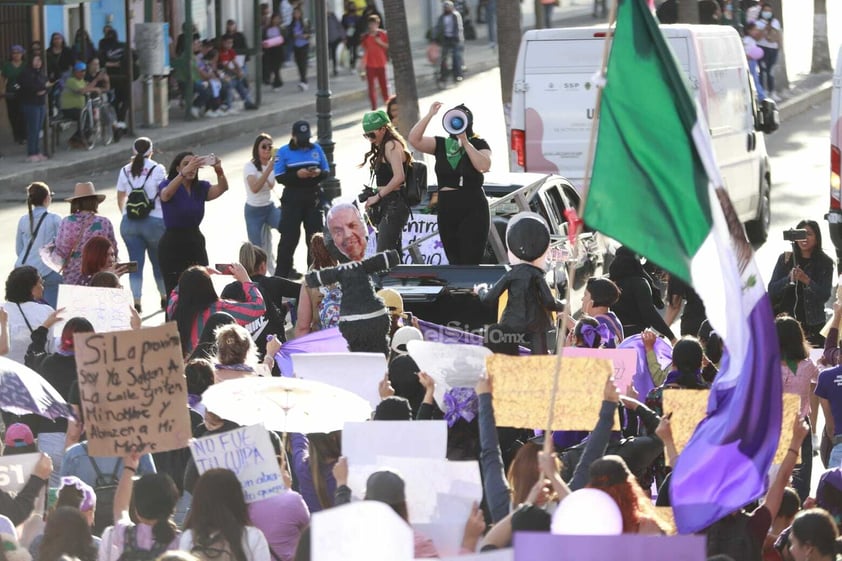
left=543, top=0, right=622, bottom=455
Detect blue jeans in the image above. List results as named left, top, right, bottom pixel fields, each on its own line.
left=244, top=202, right=281, bottom=247
left=486, top=0, right=497, bottom=44
left=229, top=77, right=253, bottom=104
left=760, top=46, right=779, bottom=95
left=42, top=270, right=62, bottom=309
left=831, top=442, right=842, bottom=469
left=23, top=103, right=45, bottom=156
left=439, top=38, right=464, bottom=81
left=192, top=81, right=211, bottom=109
left=120, top=215, right=166, bottom=302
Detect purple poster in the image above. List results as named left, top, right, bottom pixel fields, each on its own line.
left=514, top=533, right=705, bottom=561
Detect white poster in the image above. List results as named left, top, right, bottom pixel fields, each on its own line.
left=54, top=285, right=133, bottom=337
left=312, top=501, right=413, bottom=561
left=0, top=453, right=40, bottom=494
left=342, top=420, right=447, bottom=465
left=292, top=353, right=386, bottom=410
left=401, top=213, right=448, bottom=265
left=189, top=424, right=284, bottom=503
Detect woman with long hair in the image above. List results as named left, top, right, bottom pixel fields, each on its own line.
left=45, top=32, right=73, bottom=85
left=37, top=507, right=96, bottom=561
left=116, top=137, right=168, bottom=312
left=180, top=469, right=270, bottom=561
left=609, top=246, right=675, bottom=341
left=768, top=219, right=834, bottom=346
left=99, top=454, right=180, bottom=561
left=787, top=508, right=840, bottom=561
left=168, top=265, right=264, bottom=356
left=187, top=312, right=237, bottom=362
left=359, top=110, right=411, bottom=255
left=409, top=102, right=492, bottom=265
left=291, top=432, right=341, bottom=513
left=286, top=6, right=311, bottom=91
left=776, top=315, right=819, bottom=503
left=79, top=237, right=128, bottom=286
left=294, top=233, right=340, bottom=338
left=15, top=182, right=62, bottom=307
left=158, top=152, right=230, bottom=297
left=244, top=134, right=281, bottom=270
left=4, top=266, right=54, bottom=365
left=17, top=54, right=50, bottom=162
left=52, top=182, right=119, bottom=287
left=1, top=44, right=27, bottom=146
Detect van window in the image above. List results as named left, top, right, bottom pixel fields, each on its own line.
left=697, top=35, right=751, bottom=133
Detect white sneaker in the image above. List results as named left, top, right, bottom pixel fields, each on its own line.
left=206, top=109, right=221, bottom=118
left=812, top=432, right=820, bottom=452
left=190, top=107, right=201, bottom=118
left=298, top=82, right=309, bottom=91
left=116, top=121, right=128, bottom=129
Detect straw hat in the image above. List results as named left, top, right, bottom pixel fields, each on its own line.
left=65, top=182, right=106, bottom=203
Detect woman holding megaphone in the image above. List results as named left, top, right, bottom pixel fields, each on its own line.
left=409, top=102, right=491, bottom=265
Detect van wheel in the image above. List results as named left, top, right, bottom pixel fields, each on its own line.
left=745, top=176, right=771, bottom=246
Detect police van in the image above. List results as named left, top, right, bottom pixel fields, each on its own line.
left=509, top=24, right=779, bottom=244
left=826, top=44, right=842, bottom=267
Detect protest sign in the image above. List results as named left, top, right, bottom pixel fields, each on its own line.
left=407, top=341, right=491, bottom=405
left=486, top=354, right=616, bottom=430
left=189, top=424, right=283, bottom=503
left=561, top=347, right=636, bottom=394
left=55, top=285, right=133, bottom=337
left=0, top=453, right=40, bottom=494
left=312, top=501, right=413, bottom=561
left=402, top=213, right=448, bottom=265
left=342, top=421, right=447, bottom=465
left=663, top=391, right=800, bottom=463
left=292, top=353, right=385, bottom=409
left=74, top=323, right=191, bottom=456
left=513, top=533, right=706, bottom=561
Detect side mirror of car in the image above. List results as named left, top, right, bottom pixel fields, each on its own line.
left=756, top=98, right=780, bottom=134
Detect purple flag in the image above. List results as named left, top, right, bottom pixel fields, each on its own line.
left=617, top=333, right=673, bottom=397
left=514, top=532, right=706, bottom=560
left=275, top=327, right=349, bottom=376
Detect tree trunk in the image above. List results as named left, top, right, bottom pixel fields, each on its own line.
left=382, top=0, right=419, bottom=140
left=497, top=0, right=521, bottom=112
left=767, top=0, right=788, bottom=90
left=811, top=0, right=831, bottom=73
left=677, top=0, right=699, bottom=23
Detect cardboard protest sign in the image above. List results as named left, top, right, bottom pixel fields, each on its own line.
left=0, top=453, right=40, bottom=494
left=189, top=424, right=283, bottom=503
left=486, top=354, right=616, bottom=431
left=312, top=501, right=413, bottom=561
left=342, top=421, right=447, bottom=465
left=55, top=285, right=133, bottom=337
left=513, top=533, right=706, bottom=561
left=74, top=323, right=191, bottom=456
left=562, top=347, right=636, bottom=394
left=292, top=353, right=385, bottom=410
left=407, top=341, right=491, bottom=406
left=402, top=213, right=448, bottom=265
left=663, top=391, right=800, bottom=463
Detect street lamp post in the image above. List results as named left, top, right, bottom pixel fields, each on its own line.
left=313, top=0, right=341, bottom=201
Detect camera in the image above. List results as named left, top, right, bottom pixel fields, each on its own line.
left=783, top=228, right=808, bottom=241
left=358, top=186, right=378, bottom=203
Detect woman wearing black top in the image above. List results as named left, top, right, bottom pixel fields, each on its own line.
left=360, top=109, right=411, bottom=255
left=409, top=102, right=491, bottom=265
left=608, top=246, right=676, bottom=342
left=18, top=55, right=50, bottom=162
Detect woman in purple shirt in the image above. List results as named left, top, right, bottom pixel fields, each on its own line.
left=158, top=152, right=229, bottom=298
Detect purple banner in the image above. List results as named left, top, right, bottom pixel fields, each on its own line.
left=616, top=333, right=673, bottom=397
left=513, top=532, right=705, bottom=560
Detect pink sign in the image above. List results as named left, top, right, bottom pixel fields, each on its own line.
left=561, top=347, right=637, bottom=394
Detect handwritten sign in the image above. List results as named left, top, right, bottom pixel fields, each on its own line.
left=407, top=341, right=490, bottom=406
left=55, top=285, right=133, bottom=338
left=189, top=424, right=283, bottom=503
left=486, top=354, right=616, bottom=430
left=0, top=453, right=40, bottom=494
left=401, top=213, right=448, bottom=265
left=74, top=323, right=191, bottom=456
left=561, top=347, right=637, bottom=394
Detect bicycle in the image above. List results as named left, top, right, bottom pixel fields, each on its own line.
left=77, top=93, right=117, bottom=150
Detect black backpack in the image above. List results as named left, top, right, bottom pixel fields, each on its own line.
left=124, top=168, right=157, bottom=220
left=87, top=447, right=122, bottom=536
left=117, top=525, right=170, bottom=561
left=402, top=160, right=427, bottom=207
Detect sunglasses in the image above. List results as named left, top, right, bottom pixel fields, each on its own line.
left=363, top=132, right=377, bottom=139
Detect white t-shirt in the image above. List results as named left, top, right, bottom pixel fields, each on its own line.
left=115, top=158, right=167, bottom=219
left=4, top=300, right=54, bottom=364
left=179, top=527, right=271, bottom=561
left=243, top=160, right=276, bottom=207
left=756, top=17, right=781, bottom=49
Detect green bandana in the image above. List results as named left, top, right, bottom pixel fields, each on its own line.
left=445, top=137, right=464, bottom=169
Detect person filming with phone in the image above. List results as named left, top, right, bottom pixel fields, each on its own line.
left=273, top=120, right=329, bottom=279
left=158, top=151, right=230, bottom=299
left=768, top=219, right=834, bottom=346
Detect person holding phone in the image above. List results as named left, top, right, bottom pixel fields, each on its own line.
left=158, top=152, right=230, bottom=299
left=768, top=219, right=833, bottom=346
left=273, top=121, right=328, bottom=279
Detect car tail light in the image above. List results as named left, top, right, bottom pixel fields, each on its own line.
left=832, top=145, right=841, bottom=210
left=511, top=129, right=525, bottom=168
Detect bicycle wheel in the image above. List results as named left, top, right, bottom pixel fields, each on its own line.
left=100, top=103, right=116, bottom=145
left=78, top=105, right=97, bottom=150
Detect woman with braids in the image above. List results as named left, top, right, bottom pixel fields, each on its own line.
left=180, top=469, right=270, bottom=561
left=98, top=452, right=180, bottom=561
left=359, top=109, right=411, bottom=255
left=409, top=101, right=491, bottom=265
left=14, top=182, right=62, bottom=307
left=115, top=137, right=168, bottom=312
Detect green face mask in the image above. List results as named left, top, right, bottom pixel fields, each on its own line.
left=445, top=137, right=464, bottom=169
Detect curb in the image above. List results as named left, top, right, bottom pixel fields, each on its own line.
left=777, top=79, right=833, bottom=122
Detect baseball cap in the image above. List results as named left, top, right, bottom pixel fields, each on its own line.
left=74, top=61, right=87, bottom=72
left=292, top=120, right=311, bottom=143
left=362, top=110, right=390, bottom=133
left=365, top=470, right=406, bottom=505
left=10, top=45, right=24, bottom=54
left=4, top=423, right=35, bottom=448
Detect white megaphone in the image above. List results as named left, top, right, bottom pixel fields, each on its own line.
left=442, top=107, right=469, bottom=135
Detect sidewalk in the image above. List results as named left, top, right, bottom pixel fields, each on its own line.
left=0, top=4, right=831, bottom=198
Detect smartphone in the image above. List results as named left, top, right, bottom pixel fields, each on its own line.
left=215, top=263, right=233, bottom=274
left=117, top=262, right=138, bottom=274
left=200, top=154, right=218, bottom=167
left=307, top=166, right=321, bottom=173
left=404, top=311, right=414, bottom=323
left=783, top=228, right=808, bottom=241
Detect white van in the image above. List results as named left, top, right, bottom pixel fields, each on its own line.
left=509, top=25, right=778, bottom=244
left=826, top=44, right=842, bottom=262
